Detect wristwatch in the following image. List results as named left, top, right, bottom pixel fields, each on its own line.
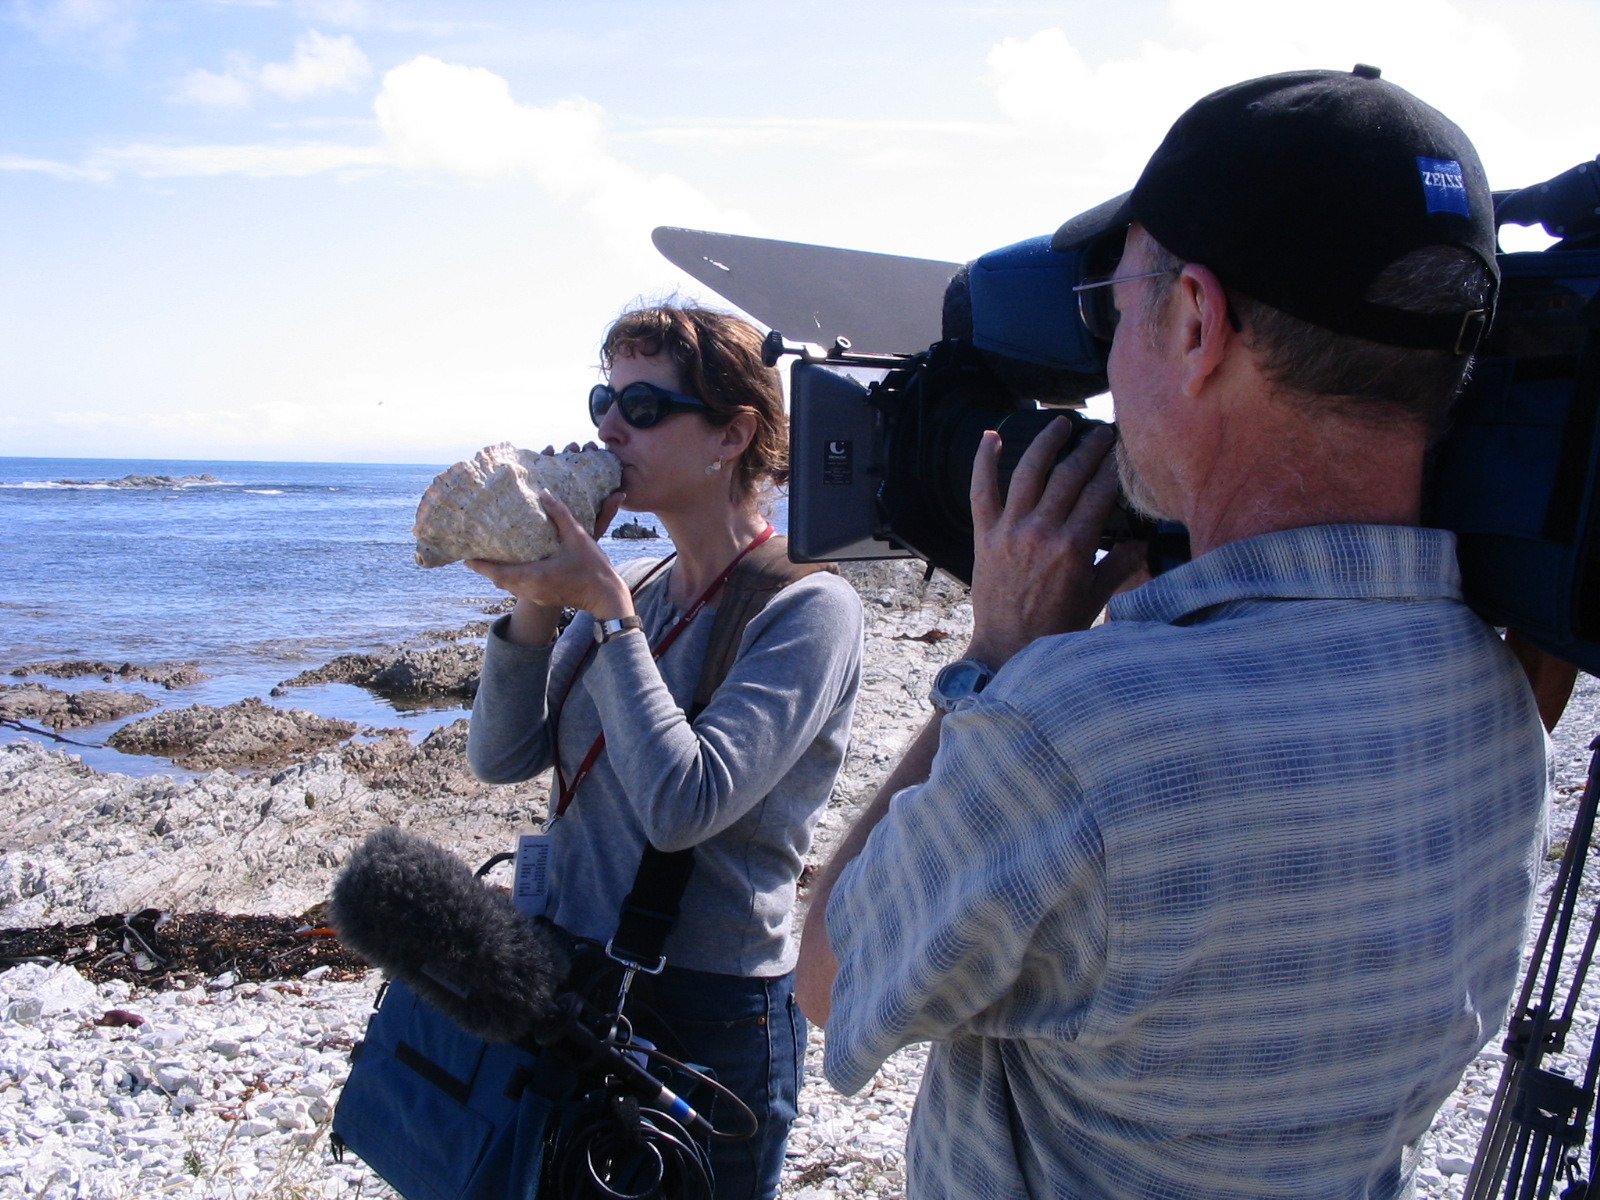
left=592, top=614, right=644, bottom=644
left=929, top=658, right=994, bottom=712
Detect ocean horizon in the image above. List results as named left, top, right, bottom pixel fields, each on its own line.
left=0, top=454, right=779, bottom=776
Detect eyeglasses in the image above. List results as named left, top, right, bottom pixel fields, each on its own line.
left=1072, top=268, right=1177, bottom=342
left=589, top=381, right=711, bottom=429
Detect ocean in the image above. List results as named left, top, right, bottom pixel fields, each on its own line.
left=0, top=456, right=752, bottom=776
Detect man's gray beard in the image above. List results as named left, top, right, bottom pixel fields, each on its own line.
left=1115, top=439, right=1174, bottom=522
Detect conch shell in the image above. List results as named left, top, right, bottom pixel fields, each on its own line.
left=412, top=443, right=623, bottom=568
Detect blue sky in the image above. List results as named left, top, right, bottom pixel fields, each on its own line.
left=2, top=0, right=1595, bottom=465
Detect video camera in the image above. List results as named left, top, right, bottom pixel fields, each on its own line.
left=772, top=158, right=1600, bottom=677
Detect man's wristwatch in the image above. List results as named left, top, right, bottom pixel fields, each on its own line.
left=929, top=658, right=995, bottom=712
left=593, top=614, right=644, bottom=644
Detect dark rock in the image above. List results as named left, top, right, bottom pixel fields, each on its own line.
left=419, top=621, right=490, bottom=643
left=340, top=719, right=487, bottom=797
left=0, top=683, right=157, bottom=730
left=369, top=646, right=480, bottom=699
left=8, top=660, right=205, bottom=689
left=276, top=653, right=387, bottom=690
left=107, top=697, right=356, bottom=771
left=278, top=644, right=479, bottom=700
left=612, top=520, right=659, bottom=540
left=54, top=473, right=220, bottom=489
left=96, top=1009, right=145, bottom=1028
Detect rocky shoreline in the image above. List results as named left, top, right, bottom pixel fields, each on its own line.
left=1, top=564, right=1597, bottom=1199
left=0, top=559, right=968, bottom=927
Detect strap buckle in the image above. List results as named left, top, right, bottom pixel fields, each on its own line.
left=604, top=938, right=667, bottom=976
left=603, top=938, right=666, bottom=1012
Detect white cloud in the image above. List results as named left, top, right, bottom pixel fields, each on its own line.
left=373, top=57, right=594, bottom=179
left=169, top=29, right=369, bottom=108
left=985, top=28, right=1096, bottom=129
left=976, top=0, right=1595, bottom=208
left=646, top=116, right=1003, bottom=151
left=170, top=64, right=254, bottom=109
left=7, top=0, right=139, bottom=58
left=95, top=140, right=386, bottom=177
left=293, top=0, right=369, bottom=25
left=635, top=0, right=1598, bottom=212
left=259, top=29, right=371, bottom=99
left=0, top=153, right=110, bottom=182
left=372, top=56, right=757, bottom=249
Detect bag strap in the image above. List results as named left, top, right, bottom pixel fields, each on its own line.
left=609, top=535, right=835, bottom=969
left=609, top=844, right=698, bottom=972
left=689, top=534, right=835, bottom=719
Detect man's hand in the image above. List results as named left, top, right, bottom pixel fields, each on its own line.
left=966, top=420, right=1146, bottom=668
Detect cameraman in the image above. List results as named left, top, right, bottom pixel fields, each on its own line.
left=797, top=67, right=1550, bottom=1199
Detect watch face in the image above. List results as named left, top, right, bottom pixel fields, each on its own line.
left=940, top=661, right=987, bottom=700
left=932, top=659, right=993, bottom=710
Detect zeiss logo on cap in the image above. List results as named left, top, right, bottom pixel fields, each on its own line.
left=1417, top=156, right=1470, bottom=216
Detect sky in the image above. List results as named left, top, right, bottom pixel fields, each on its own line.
left=1, top=0, right=1596, bottom=466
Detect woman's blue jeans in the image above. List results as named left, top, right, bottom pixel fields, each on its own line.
left=626, top=965, right=805, bottom=1200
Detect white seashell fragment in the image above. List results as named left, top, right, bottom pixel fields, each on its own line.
left=412, top=443, right=623, bottom=568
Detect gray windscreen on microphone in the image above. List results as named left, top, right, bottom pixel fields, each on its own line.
left=328, top=826, right=572, bottom=1044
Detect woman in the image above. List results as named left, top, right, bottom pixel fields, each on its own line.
left=466, top=302, right=864, bottom=1200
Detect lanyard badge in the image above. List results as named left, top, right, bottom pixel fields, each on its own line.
left=512, top=831, right=552, bottom=916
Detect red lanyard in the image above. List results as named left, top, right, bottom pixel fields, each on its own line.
left=549, top=523, right=775, bottom=820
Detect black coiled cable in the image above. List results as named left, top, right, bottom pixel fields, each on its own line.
left=541, top=1009, right=757, bottom=1200
left=554, top=1091, right=715, bottom=1200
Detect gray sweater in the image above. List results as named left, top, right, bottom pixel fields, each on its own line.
left=468, top=563, right=863, bottom=976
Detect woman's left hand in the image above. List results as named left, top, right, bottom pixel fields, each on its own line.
left=466, top=489, right=634, bottom=619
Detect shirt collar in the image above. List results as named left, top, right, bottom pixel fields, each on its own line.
left=1109, top=524, right=1463, bottom=626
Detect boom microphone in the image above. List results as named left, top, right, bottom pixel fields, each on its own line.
left=328, top=826, right=571, bottom=1044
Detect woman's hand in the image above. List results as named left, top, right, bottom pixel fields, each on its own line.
left=466, top=489, right=632, bottom=644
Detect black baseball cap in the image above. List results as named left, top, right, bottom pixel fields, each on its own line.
left=1051, top=65, right=1498, bottom=353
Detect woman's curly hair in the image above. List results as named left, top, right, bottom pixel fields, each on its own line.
left=600, top=302, right=788, bottom=496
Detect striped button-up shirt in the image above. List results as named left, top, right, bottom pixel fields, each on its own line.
left=825, top=524, right=1549, bottom=1200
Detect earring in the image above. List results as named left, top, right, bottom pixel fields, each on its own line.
left=705, top=459, right=723, bottom=475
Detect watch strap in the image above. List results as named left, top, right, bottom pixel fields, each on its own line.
left=593, top=614, right=644, bottom=644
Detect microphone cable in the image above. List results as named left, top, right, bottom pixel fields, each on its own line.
left=538, top=992, right=760, bottom=1142
left=531, top=990, right=761, bottom=1198
left=554, top=1091, right=713, bottom=1200
left=626, top=1038, right=760, bottom=1143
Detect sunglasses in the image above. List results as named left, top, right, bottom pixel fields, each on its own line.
left=588, top=381, right=712, bottom=429
left=1071, top=268, right=1177, bottom=342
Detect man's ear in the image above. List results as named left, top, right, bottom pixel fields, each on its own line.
left=1174, top=263, right=1235, bottom=399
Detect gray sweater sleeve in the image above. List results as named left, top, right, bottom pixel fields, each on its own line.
left=466, top=630, right=554, bottom=784
left=583, top=572, right=863, bottom=851
left=467, top=561, right=657, bottom=784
